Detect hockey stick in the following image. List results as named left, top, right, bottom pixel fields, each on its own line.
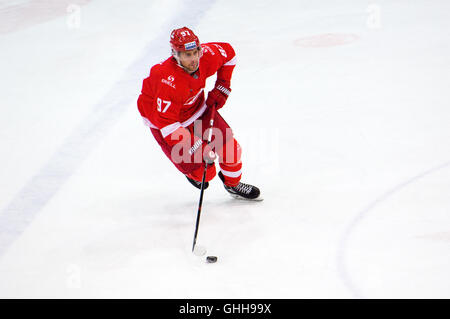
left=192, top=105, right=217, bottom=254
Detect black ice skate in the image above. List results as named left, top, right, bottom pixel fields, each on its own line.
left=186, top=175, right=209, bottom=190
left=218, top=171, right=262, bottom=200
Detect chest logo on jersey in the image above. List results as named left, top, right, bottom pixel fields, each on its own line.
left=184, top=88, right=204, bottom=106
left=161, top=75, right=176, bottom=89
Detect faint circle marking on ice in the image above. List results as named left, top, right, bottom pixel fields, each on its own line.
left=415, top=232, right=450, bottom=242
left=337, top=160, right=450, bottom=298
left=294, top=33, right=359, bottom=48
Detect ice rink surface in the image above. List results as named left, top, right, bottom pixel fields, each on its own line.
left=0, top=0, right=449, bottom=298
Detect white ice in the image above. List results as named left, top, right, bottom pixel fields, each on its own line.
left=0, top=0, right=449, bottom=298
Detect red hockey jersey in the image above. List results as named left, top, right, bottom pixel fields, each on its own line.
left=137, top=42, right=236, bottom=141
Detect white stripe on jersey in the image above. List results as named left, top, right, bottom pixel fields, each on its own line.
left=142, top=102, right=207, bottom=138
left=142, top=116, right=158, bottom=129
left=181, top=102, right=207, bottom=127
left=160, top=122, right=182, bottom=138
left=223, top=56, right=237, bottom=66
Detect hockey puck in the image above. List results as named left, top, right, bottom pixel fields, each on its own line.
left=206, top=256, right=217, bottom=263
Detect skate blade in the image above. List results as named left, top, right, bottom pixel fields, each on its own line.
left=229, top=194, right=264, bottom=201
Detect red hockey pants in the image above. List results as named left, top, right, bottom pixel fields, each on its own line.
left=150, top=109, right=242, bottom=187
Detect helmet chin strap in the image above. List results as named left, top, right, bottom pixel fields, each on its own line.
left=172, top=48, right=202, bottom=74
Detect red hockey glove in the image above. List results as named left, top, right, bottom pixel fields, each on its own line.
left=205, top=79, right=231, bottom=110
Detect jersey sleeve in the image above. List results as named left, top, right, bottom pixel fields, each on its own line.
left=137, top=72, right=155, bottom=120
left=203, top=42, right=236, bottom=85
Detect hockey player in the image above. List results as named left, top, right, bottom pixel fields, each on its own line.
left=137, top=27, right=260, bottom=200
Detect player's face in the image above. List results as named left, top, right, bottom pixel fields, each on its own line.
left=178, top=48, right=201, bottom=73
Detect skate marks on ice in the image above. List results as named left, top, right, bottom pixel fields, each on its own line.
left=0, top=0, right=91, bottom=35
left=167, top=190, right=266, bottom=265
left=193, top=196, right=264, bottom=254
left=415, top=231, right=450, bottom=243
left=78, top=197, right=201, bottom=269
left=337, top=160, right=450, bottom=298
left=294, top=33, right=359, bottom=48
left=0, top=0, right=219, bottom=259
left=186, top=190, right=265, bottom=265
left=227, top=194, right=264, bottom=202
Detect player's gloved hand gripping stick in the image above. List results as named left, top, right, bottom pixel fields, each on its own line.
left=192, top=105, right=217, bottom=255
left=205, top=79, right=231, bottom=110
